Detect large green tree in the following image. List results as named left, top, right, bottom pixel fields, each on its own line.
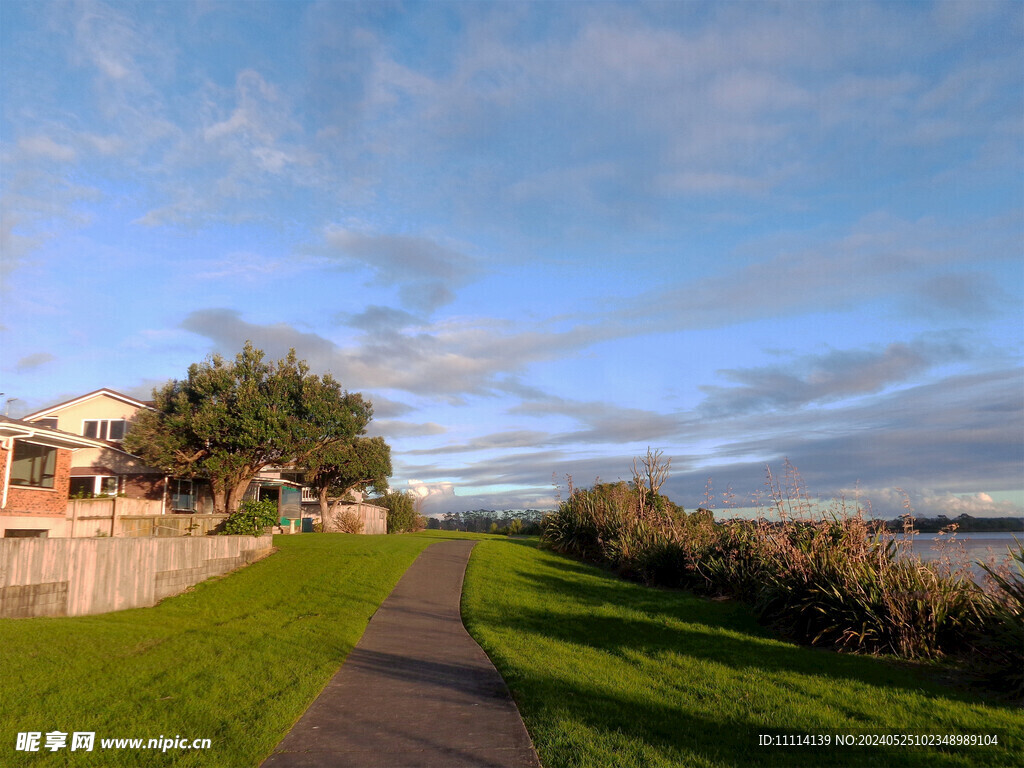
left=124, top=342, right=375, bottom=514
left=374, top=491, right=424, bottom=534
left=306, top=435, right=392, bottom=525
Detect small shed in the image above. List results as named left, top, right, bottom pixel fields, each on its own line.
left=245, top=478, right=304, bottom=525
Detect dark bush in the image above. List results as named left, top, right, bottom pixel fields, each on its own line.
left=541, top=461, right=1021, bottom=697
left=222, top=498, right=277, bottom=536
left=971, top=548, right=1024, bottom=698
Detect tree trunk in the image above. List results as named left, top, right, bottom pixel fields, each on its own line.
left=325, top=497, right=348, bottom=533
left=227, top=474, right=255, bottom=514
left=318, top=485, right=331, bottom=529
left=211, top=480, right=229, bottom=516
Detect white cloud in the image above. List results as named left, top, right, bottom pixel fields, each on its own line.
left=367, top=420, right=447, bottom=439
left=407, top=479, right=455, bottom=500
left=404, top=477, right=559, bottom=516
left=0, top=207, right=39, bottom=278
left=405, top=430, right=552, bottom=456
left=657, top=171, right=770, bottom=196
left=852, top=488, right=1021, bottom=519
left=74, top=2, right=141, bottom=81
left=190, top=251, right=296, bottom=281
left=17, top=136, right=77, bottom=162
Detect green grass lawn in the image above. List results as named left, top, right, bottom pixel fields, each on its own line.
left=462, top=538, right=1024, bottom=768
left=0, top=530, right=482, bottom=767
left=6, top=532, right=1021, bottom=768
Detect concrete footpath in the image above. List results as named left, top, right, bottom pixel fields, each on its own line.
left=262, top=540, right=541, bottom=768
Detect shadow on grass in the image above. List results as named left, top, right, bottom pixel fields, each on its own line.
left=512, top=669, right=995, bottom=768
left=469, top=542, right=1024, bottom=768
left=521, top=547, right=1018, bottom=706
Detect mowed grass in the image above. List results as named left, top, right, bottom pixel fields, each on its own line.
left=462, top=538, right=1024, bottom=768
left=0, top=530, right=483, bottom=767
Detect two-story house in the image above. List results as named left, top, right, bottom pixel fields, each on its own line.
left=21, top=389, right=214, bottom=514
left=19, top=389, right=381, bottom=532
left=0, top=416, right=107, bottom=537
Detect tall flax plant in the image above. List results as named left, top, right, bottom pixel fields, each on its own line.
left=973, top=547, right=1024, bottom=698
left=748, top=472, right=987, bottom=659
left=541, top=485, right=605, bottom=562
left=543, top=457, right=1020, bottom=684
left=543, top=472, right=684, bottom=577
left=696, top=522, right=765, bottom=599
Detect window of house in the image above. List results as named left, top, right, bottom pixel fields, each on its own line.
left=69, top=477, right=92, bottom=497
left=69, top=476, right=119, bottom=498
left=171, top=479, right=195, bottom=511
left=82, top=419, right=127, bottom=441
left=9, top=442, right=57, bottom=488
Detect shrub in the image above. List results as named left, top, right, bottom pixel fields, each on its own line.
left=542, top=457, right=1016, bottom=689
left=971, top=547, right=1024, bottom=698
left=374, top=491, right=424, bottom=533
left=541, top=489, right=607, bottom=562
left=222, top=499, right=277, bottom=536
left=330, top=507, right=366, bottom=534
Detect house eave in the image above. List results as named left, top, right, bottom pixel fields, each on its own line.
left=21, top=388, right=155, bottom=421
left=0, top=420, right=109, bottom=450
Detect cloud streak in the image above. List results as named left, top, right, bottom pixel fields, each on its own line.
left=15, top=352, right=56, bottom=371
left=699, top=337, right=972, bottom=416
left=618, top=214, right=1018, bottom=334
left=322, top=228, right=480, bottom=312
left=179, top=307, right=617, bottom=402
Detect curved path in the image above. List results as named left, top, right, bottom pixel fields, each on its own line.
left=262, top=539, right=541, bottom=768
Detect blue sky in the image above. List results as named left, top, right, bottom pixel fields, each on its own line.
left=2, top=1, right=1021, bottom=518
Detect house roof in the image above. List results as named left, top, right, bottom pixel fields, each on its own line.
left=21, top=388, right=155, bottom=421
left=0, top=416, right=110, bottom=450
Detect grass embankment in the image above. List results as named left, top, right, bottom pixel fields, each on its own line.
left=542, top=477, right=1024, bottom=696
left=462, top=538, right=1024, bottom=768
left=0, top=530, right=481, bottom=767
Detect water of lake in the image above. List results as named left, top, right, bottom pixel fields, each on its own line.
left=897, top=531, right=1021, bottom=582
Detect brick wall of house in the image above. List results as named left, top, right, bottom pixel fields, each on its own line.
left=1, top=446, right=72, bottom=517
left=122, top=473, right=166, bottom=501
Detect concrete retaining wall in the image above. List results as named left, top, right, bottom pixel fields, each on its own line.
left=0, top=535, right=272, bottom=618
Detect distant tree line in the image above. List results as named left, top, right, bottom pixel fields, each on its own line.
left=886, top=514, right=1024, bottom=533
left=426, top=509, right=548, bottom=535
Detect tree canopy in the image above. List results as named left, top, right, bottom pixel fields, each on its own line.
left=124, top=342, right=381, bottom=514
left=306, top=435, right=392, bottom=523
left=373, top=491, right=424, bottom=534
